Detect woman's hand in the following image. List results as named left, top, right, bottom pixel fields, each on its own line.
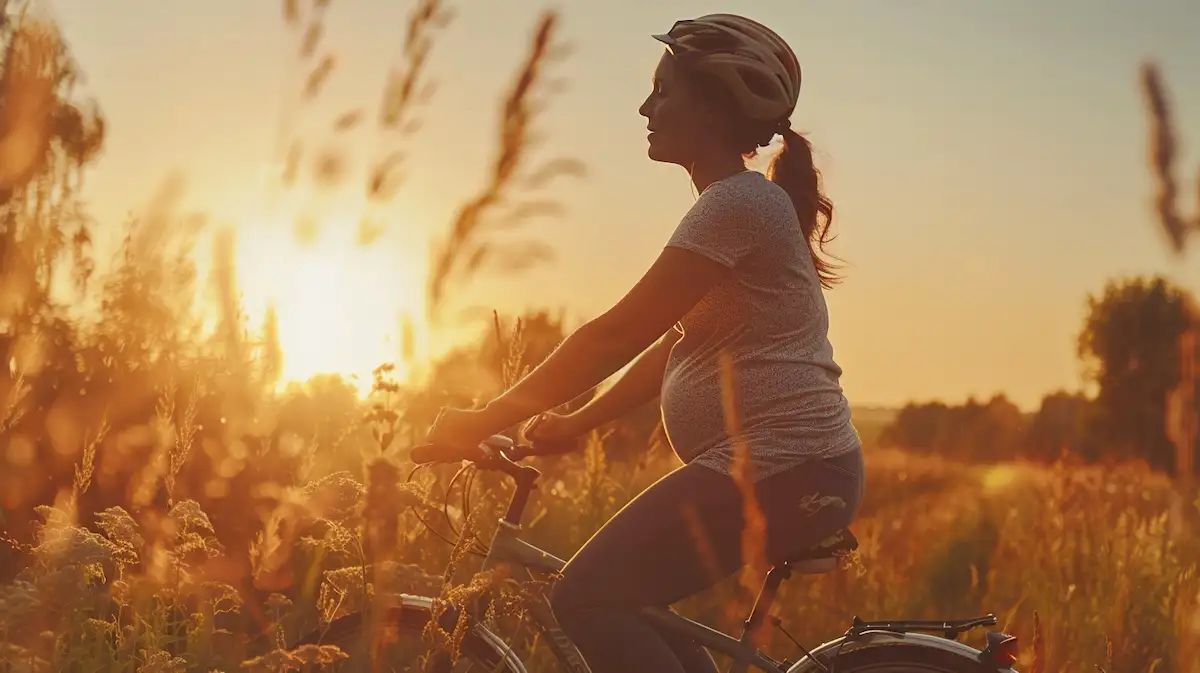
left=425, top=407, right=504, bottom=455
left=522, top=412, right=589, bottom=455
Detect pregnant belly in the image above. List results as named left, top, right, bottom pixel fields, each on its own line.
left=660, top=369, right=727, bottom=463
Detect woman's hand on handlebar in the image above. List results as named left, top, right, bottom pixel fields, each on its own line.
left=425, top=406, right=496, bottom=459
left=522, top=411, right=588, bottom=456
left=420, top=404, right=587, bottom=464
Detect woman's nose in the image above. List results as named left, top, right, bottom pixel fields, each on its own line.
left=638, top=95, right=654, bottom=119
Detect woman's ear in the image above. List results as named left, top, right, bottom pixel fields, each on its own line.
left=694, top=100, right=726, bottom=131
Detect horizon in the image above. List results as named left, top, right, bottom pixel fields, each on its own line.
left=40, top=0, right=1200, bottom=411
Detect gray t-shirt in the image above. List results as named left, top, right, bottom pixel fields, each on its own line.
left=659, top=170, right=860, bottom=482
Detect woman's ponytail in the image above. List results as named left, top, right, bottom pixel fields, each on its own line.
left=768, top=128, right=840, bottom=289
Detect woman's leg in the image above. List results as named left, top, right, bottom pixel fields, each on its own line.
left=548, top=451, right=862, bottom=673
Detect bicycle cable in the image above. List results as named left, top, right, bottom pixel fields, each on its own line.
left=461, top=466, right=491, bottom=555
left=405, top=461, right=491, bottom=557
left=404, top=463, right=471, bottom=551
left=443, top=463, right=471, bottom=537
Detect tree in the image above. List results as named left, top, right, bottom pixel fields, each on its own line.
left=879, top=401, right=951, bottom=453
left=1076, top=275, right=1192, bottom=471
left=877, top=395, right=1024, bottom=462
left=956, top=394, right=1024, bottom=462
left=1023, top=390, right=1092, bottom=460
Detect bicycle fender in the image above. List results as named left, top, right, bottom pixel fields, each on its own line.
left=398, top=594, right=529, bottom=673
left=784, top=630, right=1019, bottom=673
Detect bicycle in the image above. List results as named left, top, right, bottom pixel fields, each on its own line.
left=295, top=434, right=1020, bottom=672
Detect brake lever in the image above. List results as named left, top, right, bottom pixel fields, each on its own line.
left=460, top=436, right=543, bottom=484
left=502, top=444, right=533, bottom=461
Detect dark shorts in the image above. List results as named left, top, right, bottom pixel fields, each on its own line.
left=553, top=447, right=864, bottom=611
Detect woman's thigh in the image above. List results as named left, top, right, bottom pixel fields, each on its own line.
left=552, top=463, right=746, bottom=611
left=552, top=452, right=863, bottom=610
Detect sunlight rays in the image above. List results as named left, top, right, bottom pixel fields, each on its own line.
left=231, top=210, right=426, bottom=394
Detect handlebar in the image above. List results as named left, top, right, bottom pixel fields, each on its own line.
left=410, top=434, right=573, bottom=526
left=410, top=434, right=577, bottom=471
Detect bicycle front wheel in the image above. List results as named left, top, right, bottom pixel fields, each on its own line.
left=292, top=601, right=526, bottom=673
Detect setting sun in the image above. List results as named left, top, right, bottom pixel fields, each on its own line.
left=232, top=216, right=426, bottom=394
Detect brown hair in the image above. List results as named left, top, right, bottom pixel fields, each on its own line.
left=683, top=67, right=843, bottom=289
left=767, top=127, right=840, bottom=289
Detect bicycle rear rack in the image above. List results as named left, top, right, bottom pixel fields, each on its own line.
left=845, top=613, right=997, bottom=641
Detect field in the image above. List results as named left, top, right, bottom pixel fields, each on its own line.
left=2, top=361, right=1198, bottom=672
left=2, top=1, right=1200, bottom=672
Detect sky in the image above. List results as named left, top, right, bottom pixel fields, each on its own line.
left=40, top=0, right=1200, bottom=409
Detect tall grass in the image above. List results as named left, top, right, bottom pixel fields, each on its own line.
left=0, top=2, right=1197, bottom=672
left=1142, top=61, right=1200, bottom=556
left=11, top=411, right=1197, bottom=671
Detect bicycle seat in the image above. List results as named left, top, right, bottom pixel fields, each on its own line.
left=780, top=528, right=858, bottom=575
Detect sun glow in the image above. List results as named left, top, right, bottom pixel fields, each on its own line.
left=232, top=214, right=427, bottom=395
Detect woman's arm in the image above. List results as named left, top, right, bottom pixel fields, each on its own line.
left=481, top=246, right=728, bottom=429
left=566, top=327, right=680, bottom=432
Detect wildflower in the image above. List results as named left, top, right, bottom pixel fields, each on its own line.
left=299, top=470, right=364, bottom=521
left=95, top=506, right=143, bottom=569
left=137, top=649, right=188, bottom=673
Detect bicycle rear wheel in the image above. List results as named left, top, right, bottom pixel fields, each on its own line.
left=292, top=602, right=525, bottom=673
left=813, top=642, right=1012, bottom=672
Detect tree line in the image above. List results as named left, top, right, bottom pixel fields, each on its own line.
left=879, top=275, right=1198, bottom=474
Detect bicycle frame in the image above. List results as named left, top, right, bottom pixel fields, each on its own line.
left=466, top=460, right=790, bottom=673
left=416, top=439, right=1018, bottom=673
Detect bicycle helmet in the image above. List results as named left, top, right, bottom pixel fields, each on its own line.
left=652, top=14, right=801, bottom=124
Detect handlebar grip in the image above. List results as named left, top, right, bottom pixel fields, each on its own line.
left=411, top=438, right=574, bottom=466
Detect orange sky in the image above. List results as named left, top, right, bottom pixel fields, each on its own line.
left=44, top=0, right=1200, bottom=409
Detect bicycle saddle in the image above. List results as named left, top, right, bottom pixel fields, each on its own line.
left=781, top=528, right=858, bottom=574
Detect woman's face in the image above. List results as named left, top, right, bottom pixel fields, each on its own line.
left=638, top=52, right=717, bottom=167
